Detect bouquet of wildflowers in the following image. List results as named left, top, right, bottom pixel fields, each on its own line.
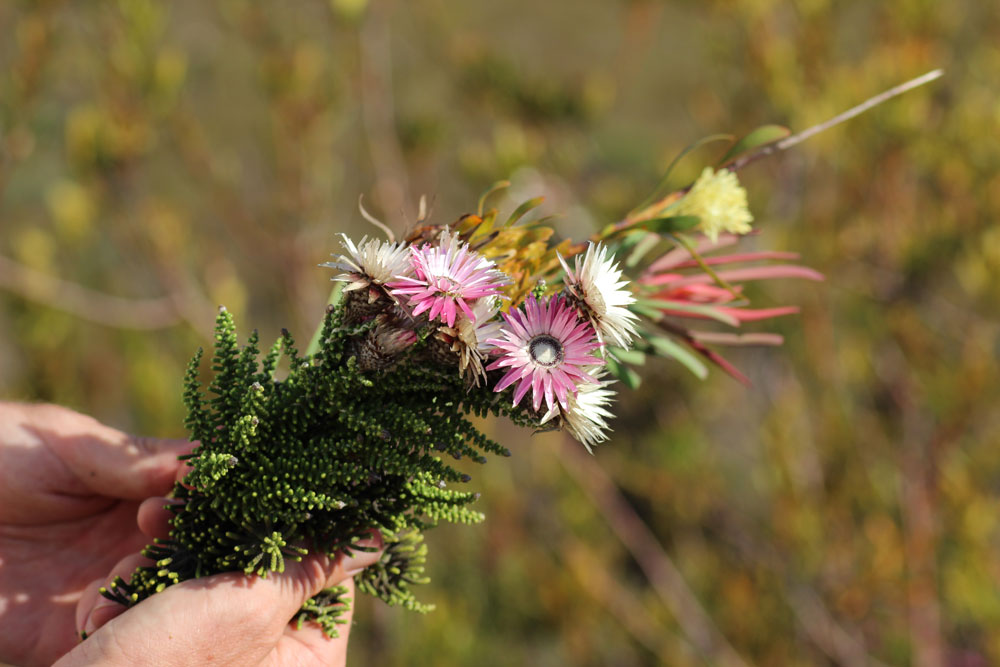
left=100, top=71, right=940, bottom=635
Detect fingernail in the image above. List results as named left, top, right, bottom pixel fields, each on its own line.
left=82, top=609, right=98, bottom=637
left=343, top=551, right=383, bottom=576
left=82, top=599, right=116, bottom=637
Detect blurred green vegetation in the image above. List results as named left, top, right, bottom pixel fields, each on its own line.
left=2, top=0, right=998, bottom=664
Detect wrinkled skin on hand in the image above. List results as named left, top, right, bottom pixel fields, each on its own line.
left=0, top=402, right=191, bottom=666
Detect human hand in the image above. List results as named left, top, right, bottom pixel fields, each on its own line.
left=0, top=402, right=192, bottom=666
left=58, top=516, right=383, bottom=667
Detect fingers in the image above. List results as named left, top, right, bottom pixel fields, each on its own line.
left=59, top=568, right=281, bottom=666
left=76, top=531, right=384, bottom=640
left=39, top=404, right=193, bottom=500
left=128, top=500, right=375, bottom=664
left=76, top=552, right=152, bottom=638
left=58, top=535, right=385, bottom=667
left=137, top=496, right=181, bottom=540
left=74, top=578, right=104, bottom=639
left=271, top=531, right=384, bottom=624
left=175, top=459, right=191, bottom=484
left=280, top=577, right=356, bottom=664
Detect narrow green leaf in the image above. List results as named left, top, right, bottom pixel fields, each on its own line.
left=649, top=336, right=709, bottom=379
left=477, top=180, right=511, bottom=216
left=718, top=124, right=790, bottom=166
left=634, top=215, right=701, bottom=235
left=605, top=355, right=642, bottom=389
left=626, top=233, right=662, bottom=267
left=631, top=134, right=733, bottom=215
left=617, top=230, right=649, bottom=250
left=633, top=298, right=740, bottom=327
left=504, top=197, right=545, bottom=227
left=609, top=347, right=646, bottom=365
left=629, top=301, right=666, bottom=320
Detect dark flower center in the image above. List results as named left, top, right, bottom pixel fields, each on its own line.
left=529, top=334, right=564, bottom=367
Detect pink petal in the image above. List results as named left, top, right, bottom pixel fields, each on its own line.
left=494, top=368, right=521, bottom=392
left=513, top=376, right=532, bottom=407
left=412, top=299, right=432, bottom=317
left=531, top=371, right=545, bottom=411
left=429, top=298, right=444, bottom=322
left=456, top=297, right=475, bottom=322
left=442, top=299, right=457, bottom=327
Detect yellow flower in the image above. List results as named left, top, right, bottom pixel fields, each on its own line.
left=675, top=167, right=754, bottom=242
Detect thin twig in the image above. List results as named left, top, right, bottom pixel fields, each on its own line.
left=0, top=254, right=182, bottom=330
left=728, top=69, right=944, bottom=172
left=598, top=69, right=945, bottom=247
left=883, top=343, right=947, bottom=667
left=558, top=438, right=751, bottom=667
left=715, top=514, right=892, bottom=667
left=787, top=585, right=892, bottom=667
left=549, top=528, right=681, bottom=662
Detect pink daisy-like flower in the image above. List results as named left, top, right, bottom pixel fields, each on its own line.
left=387, top=230, right=509, bottom=327
left=486, top=295, right=603, bottom=413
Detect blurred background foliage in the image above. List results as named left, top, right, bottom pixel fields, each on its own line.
left=1, top=0, right=998, bottom=664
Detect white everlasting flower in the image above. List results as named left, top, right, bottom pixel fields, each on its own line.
left=674, top=167, right=753, bottom=242
left=559, top=242, right=639, bottom=350
left=439, top=296, right=504, bottom=385
left=541, top=370, right=616, bottom=453
left=321, top=234, right=412, bottom=292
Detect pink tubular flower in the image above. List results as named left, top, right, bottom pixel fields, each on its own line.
left=637, top=233, right=824, bottom=383
left=486, top=295, right=603, bottom=413
left=387, top=230, right=510, bottom=327
left=640, top=236, right=823, bottom=324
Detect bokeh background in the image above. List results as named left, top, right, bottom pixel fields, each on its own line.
left=2, top=1, right=998, bottom=664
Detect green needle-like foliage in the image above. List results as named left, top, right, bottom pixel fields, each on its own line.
left=102, top=303, right=539, bottom=636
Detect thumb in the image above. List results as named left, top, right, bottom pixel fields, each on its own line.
left=61, top=534, right=384, bottom=667
left=269, top=531, right=386, bottom=625
left=37, top=403, right=192, bottom=500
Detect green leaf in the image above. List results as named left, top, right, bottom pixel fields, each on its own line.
left=609, top=347, right=646, bottom=365
left=617, top=230, right=649, bottom=250
left=632, top=134, right=733, bottom=214
left=477, top=180, right=510, bottom=216
left=633, top=298, right=740, bottom=327
left=634, top=215, right=701, bottom=235
left=629, top=301, right=667, bottom=320
left=718, top=124, right=790, bottom=166
left=504, top=197, right=545, bottom=227
left=648, top=336, right=708, bottom=379
left=605, top=355, right=642, bottom=389
left=625, top=233, right=663, bottom=267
